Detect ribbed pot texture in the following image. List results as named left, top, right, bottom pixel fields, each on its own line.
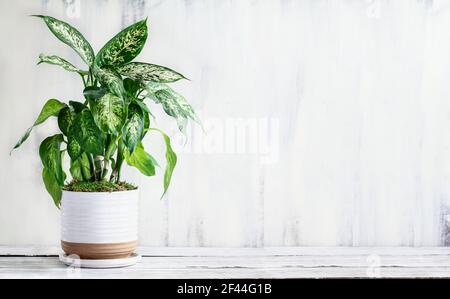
left=61, top=190, right=139, bottom=260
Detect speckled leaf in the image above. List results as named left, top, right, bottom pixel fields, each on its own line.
left=39, top=134, right=65, bottom=186
left=38, top=54, right=88, bottom=75
left=133, top=99, right=151, bottom=137
left=93, top=65, right=125, bottom=98
left=92, top=93, right=126, bottom=134
left=34, top=15, right=95, bottom=66
left=124, top=142, right=156, bottom=177
left=12, top=99, right=66, bottom=153
left=58, top=106, right=75, bottom=136
left=123, top=103, right=144, bottom=153
left=145, top=82, right=198, bottom=132
left=67, top=136, right=82, bottom=161
left=72, top=109, right=105, bottom=155
left=118, top=62, right=187, bottom=83
left=96, top=19, right=148, bottom=67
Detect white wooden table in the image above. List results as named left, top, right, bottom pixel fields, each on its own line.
left=1, top=247, right=449, bottom=279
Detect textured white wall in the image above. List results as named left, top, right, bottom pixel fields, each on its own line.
left=1, top=0, right=450, bottom=247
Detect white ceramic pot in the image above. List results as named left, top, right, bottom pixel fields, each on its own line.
left=60, top=190, right=139, bottom=260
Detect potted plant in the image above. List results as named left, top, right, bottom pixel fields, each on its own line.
left=11, top=15, right=199, bottom=263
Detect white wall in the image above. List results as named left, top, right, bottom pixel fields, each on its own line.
left=1, top=0, right=450, bottom=247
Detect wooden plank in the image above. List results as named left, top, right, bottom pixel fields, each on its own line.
left=1, top=246, right=450, bottom=257
left=1, top=247, right=449, bottom=279
left=3, top=255, right=450, bottom=268
left=1, top=257, right=450, bottom=279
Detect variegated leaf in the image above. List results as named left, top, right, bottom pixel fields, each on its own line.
left=92, top=93, right=126, bottom=135
left=118, top=62, right=187, bottom=83
left=72, top=109, right=105, bottom=155
left=123, top=103, right=144, bottom=153
left=58, top=106, right=75, bottom=136
left=96, top=19, right=148, bottom=67
left=132, top=99, right=152, bottom=137
left=93, top=65, right=125, bottom=98
left=67, top=136, right=82, bottom=161
left=145, top=82, right=198, bottom=132
left=34, top=15, right=95, bottom=66
left=38, top=54, right=88, bottom=75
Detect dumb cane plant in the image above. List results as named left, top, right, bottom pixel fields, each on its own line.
left=11, top=16, right=199, bottom=207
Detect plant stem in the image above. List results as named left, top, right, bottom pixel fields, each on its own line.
left=80, top=74, right=87, bottom=87
left=110, top=139, right=125, bottom=184
left=102, top=135, right=113, bottom=179
left=94, top=156, right=104, bottom=181
left=88, top=67, right=94, bottom=87
left=87, top=154, right=96, bottom=181
left=102, top=160, right=110, bottom=179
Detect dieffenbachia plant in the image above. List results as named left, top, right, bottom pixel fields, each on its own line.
left=11, top=16, right=199, bottom=207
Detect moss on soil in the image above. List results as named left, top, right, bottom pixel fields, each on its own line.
left=63, top=181, right=138, bottom=193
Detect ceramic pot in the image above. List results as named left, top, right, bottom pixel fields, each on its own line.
left=60, top=190, right=139, bottom=260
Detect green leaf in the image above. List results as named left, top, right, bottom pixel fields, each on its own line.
left=118, top=62, right=187, bottom=83
left=145, top=82, right=198, bottom=132
left=67, top=136, right=82, bottom=161
left=70, top=153, right=91, bottom=181
left=133, top=98, right=151, bottom=114
left=95, top=19, right=148, bottom=67
left=39, top=134, right=65, bottom=186
left=92, top=65, right=125, bottom=98
left=83, top=86, right=107, bottom=103
left=92, top=93, right=126, bottom=134
left=42, top=167, right=62, bottom=208
left=72, top=109, right=105, bottom=155
left=33, top=15, right=95, bottom=66
left=124, top=78, right=143, bottom=97
left=69, top=159, right=83, bottom=181
left=124, top=142, right=156, bottom=177
left=123, top=103, right=144, bottom=153
left=143, top=110, right=150, bottom=134
left=33, top=99, right=66, bottom=125
left=57, top=106, right=75, bottom=136
left=38, top=54, right=88, bottom=75
left=12, top=99, right=66, bottom=153
left=80, top=153, right=92, bottom=180
left=69, top=101, right=86, bottom=113
left=147, top=129, right=177, bottom=199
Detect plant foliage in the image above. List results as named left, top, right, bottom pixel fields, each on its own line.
left=12, top=16, right=198, bottom=207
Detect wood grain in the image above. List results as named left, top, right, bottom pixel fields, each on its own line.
left=0, top=246, right=449, bottom=278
